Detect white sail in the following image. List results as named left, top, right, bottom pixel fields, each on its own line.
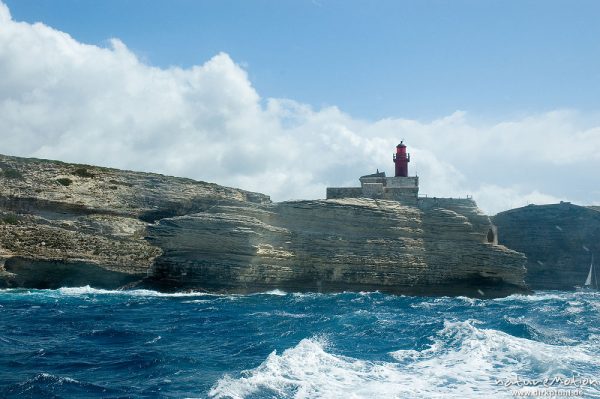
left=585, top=255, right=594, bottom=286
left=585, top=265, right=593, bottom=286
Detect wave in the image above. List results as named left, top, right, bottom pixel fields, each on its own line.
left=495, top=290, right=600, bottom=303
left=57, top=285, right=214, bottom=297
left=0, top=286, right=390, bottom=301
left=0, top=285, right=221, bottom=298
left=247, top=310, right=309, bottom=319
left=494, top=293, right=569, bottom=302
left=392, top=319, right=597, bottom=372
left=25, top=372, right=80, bottom=385
left=0, top=286, right=310, bottom=299
left=209, top=320, right=600, bottom=399
left=259, top=289, right=288, bottom=296
left=209, top=337, right=413, bottom=399
left=2, top=372, right=113, bottom=397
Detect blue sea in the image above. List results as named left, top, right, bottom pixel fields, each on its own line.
left=0, top=287, right=599, bottom=398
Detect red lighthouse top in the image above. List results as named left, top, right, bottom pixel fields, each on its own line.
left=393, top=141, right=410, bottom=177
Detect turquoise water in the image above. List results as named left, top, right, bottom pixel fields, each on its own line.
left=0, top=287, right=599, bottom=398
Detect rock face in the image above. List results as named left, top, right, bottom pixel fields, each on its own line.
left=148, top=198, right=527, bottom=297
left=493, top=203, right=600, bottom=290
left=0, top=154, right=269, bottom=288
left=0, top=153, right=528, bottom=297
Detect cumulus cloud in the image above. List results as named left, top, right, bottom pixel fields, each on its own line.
left=471, top=185, right=564, bottom=216
left=0, top=1, right=599, bottom=215
left=0, top=2, right=9, bottom=22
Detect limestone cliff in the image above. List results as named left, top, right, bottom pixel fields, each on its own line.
left=493, top=203, right=600, bottom=290
left=0, top=154, right=269, bottom=288
left=0, top=154, right=527, bottom=297
left=148, top=198, right=527, bottom=297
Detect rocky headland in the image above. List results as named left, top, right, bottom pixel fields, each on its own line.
left=493, top=203, right=600, bottom=290
left=0, top=154, right=530, bottom=297
left=0, top=154, right=268, bottom=289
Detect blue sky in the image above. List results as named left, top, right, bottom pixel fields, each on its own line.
left=6, top=0, right=600, bottom=120
left=1, top=0, right=600, bottom=213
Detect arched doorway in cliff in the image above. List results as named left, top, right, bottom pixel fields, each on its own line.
left=487, top=228, right=495, bottom=243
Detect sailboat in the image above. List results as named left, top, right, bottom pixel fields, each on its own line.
left=580, top=254, right=597, bottom=290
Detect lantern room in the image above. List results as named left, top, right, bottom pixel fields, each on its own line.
left=393, top=141, right=410, bottom=177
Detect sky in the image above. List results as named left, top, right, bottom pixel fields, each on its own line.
left=1, top=0, right=599, bottom=214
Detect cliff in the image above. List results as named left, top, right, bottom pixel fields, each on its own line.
left=493, top=202, right=600, bottom=290
left=148, top=198, right=527, bottom=297
left=0, top=154, right=269, bottom=288
left=0, top=154, right=528, bottom=297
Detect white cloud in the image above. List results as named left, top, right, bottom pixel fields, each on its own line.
left=1, top=1, right=599, bottom=214
left=0, top=2, right=9, bottom=22
left=471, top=185, right=564, bottom=215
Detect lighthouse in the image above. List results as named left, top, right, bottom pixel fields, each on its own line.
left=393, top=141, right=410, bottom=177
left=326, top=141, right=419, bottom=204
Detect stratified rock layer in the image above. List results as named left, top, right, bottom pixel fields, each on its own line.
left=0, top=154, right=269, bottom=287
left=148, top=198, right=528, bottom=297
left=493, top=203, right=600, bottom=290
left=0, top=153, right=528, bottom=297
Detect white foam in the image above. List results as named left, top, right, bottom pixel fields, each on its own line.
left=181, top=299, right=215, bottom=304
left=262, top=289, right=288, bottom=296
left=0, top=285, right=222, bottom=298
left=210, top=320, right=600, bottom=399
left=247, top=310, right=309, bottom=319
left=56, top=286, right=213, bottom=297
left=210, top=337, right=420, bottom=399
left=29, top=372, right=80, bottom=385
left=145, top=335, right=162, bottom=344
left=494, top=292, right=568, bottom=302
left=391, top=319, right=597, bottom=376
left=566, top=306, right=585, bottom=314
left=456, top=295, right=485, bottom=305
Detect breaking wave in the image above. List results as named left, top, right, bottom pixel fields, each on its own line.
left=1, top=289, right=598, bottom=398
left=0, top=285, right=221, bottom=298
left=1, top=286, right=296, bottom=298
left=210, top=320, right=600, bottom=399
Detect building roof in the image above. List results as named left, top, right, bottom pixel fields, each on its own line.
left=360, top=171, right=386, bottom=179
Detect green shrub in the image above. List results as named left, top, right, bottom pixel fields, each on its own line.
left=72, top=167, right=94, bottom=178
left=2, top=168, right=23, bottom=180
left=56, top=178, right=73, bottom=186
left=1, top=213, right=18, bottom=225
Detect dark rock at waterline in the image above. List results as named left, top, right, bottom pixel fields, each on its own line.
left=493, top=202, right=600, bottom=290
left=0, top=257, right=143, bottom=290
